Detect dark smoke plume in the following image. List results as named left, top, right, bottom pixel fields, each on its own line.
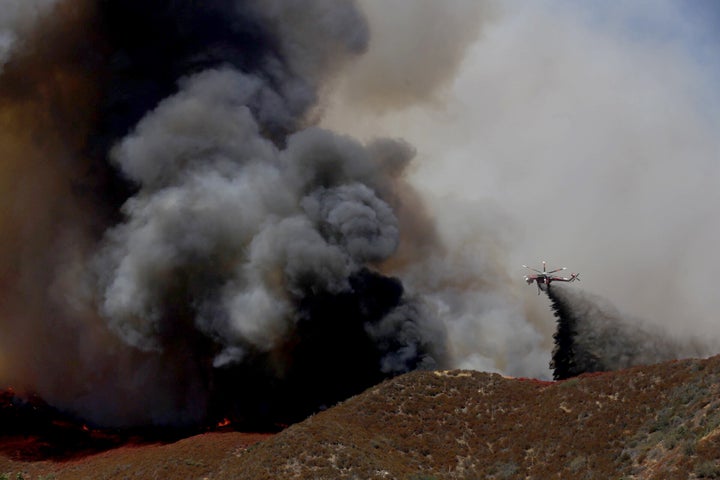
left=0, top=0, right=446, bottom=428
left=547, top=286, right=705, bottom=380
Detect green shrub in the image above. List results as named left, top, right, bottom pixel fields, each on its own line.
left=696, top=461, right=720, bottom=478
left=684, top=441, right=697, bottom=456
left=492, top=462, right=519, bottom=479
left=568, top=455, right=587, bottom=472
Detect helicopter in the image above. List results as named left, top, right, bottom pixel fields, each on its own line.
left=523, top=261, right=580, bottom=294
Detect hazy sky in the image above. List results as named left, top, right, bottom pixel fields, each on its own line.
left=322, top=0, right=720, bottom=368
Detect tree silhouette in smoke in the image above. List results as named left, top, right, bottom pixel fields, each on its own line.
left=547, top=285, right=703, bottom=381
left=548, top=287, right=581, bottom=380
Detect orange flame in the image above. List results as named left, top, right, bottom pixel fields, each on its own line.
left=217, top=418, right=231, bottom=428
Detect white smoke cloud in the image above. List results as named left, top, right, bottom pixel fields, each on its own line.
left=322, top=0, right=720, bottom=377
left=111, top=70, right=282, bottom=189
left=0, top=0, right=58, bottom=69
left=0, top=0, right=58, bottom=28
left=0, top=31, right=13, bottom=68
left=332, top=0, right=498, bottom=110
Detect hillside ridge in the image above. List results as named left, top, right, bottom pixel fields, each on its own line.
left=3, top=355, right=720, bottom=479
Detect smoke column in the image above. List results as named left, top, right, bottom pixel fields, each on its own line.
left=0, top=0, right=446, bottom=427
left=322, top=0, right=720, bottom=377
left=2, top=0, right=720, bottom=428
left=546, top=286, right=706, bottom=380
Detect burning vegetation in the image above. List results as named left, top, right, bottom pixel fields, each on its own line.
left=0, top=387, right=123, bottom=460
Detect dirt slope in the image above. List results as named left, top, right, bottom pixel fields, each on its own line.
left=3, top=355, right=720, bottom=479
left=229, top=356, right=720, bottom=479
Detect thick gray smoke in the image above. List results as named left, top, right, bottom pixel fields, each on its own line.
left=547, top=286, right=706, bottom=380
left=0, top=0, right=445, bottom=428
left=98, top=66, right=423, bottom=365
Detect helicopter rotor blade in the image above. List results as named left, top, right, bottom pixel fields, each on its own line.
left=523, top=265, right=543, bottom=274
